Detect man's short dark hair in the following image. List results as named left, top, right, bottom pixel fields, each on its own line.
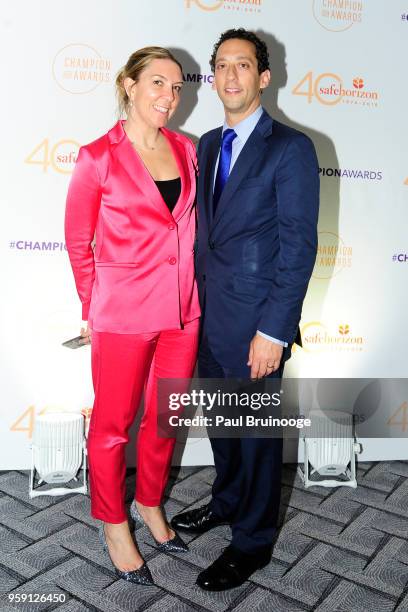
left=210, top=28, right=270, bottom=74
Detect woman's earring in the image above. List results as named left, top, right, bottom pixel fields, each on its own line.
left=129, top=100, right=133, bottom=107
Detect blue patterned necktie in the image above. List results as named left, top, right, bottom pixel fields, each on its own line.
left=213, top=128, right=237, bottom=213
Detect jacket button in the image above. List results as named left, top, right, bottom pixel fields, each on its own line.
left=168, top=223, right=175, bottom=230
left=208, top=240, right=215, bottom=250
left=168, top=256, right=177, bottom=265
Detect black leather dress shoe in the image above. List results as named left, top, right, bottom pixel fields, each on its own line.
left=196, top=545, right=271, bottom=591
left=170, top=503, right=229, bottom=533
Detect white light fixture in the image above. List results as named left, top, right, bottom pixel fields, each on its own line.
left=29, top=412, right=87, bottom=498
left=298, top=409, right=362, bottom=488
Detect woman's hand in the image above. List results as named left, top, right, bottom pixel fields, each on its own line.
left=80, top=321, right=92, bottom=345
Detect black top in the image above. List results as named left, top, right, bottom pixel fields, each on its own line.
left=154, top=177, right=181, bottom=213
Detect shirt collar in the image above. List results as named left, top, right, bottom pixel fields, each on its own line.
left=222, top=105, right=264, bottom=145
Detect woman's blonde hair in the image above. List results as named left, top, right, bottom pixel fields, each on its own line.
left=115, top=46, right=183, bottom=115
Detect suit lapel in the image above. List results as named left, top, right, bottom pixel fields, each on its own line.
left=162, top=128, right=191, bottom=223
left=210, top=111, right=273, bottom=235
left=200, top=129, right=222, bottom=228
left=109, top=121, right=191, bottom=222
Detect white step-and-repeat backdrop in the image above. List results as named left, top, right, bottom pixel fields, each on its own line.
left=1, top=0, right=407, bottom=468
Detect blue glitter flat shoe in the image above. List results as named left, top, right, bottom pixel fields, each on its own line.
left=130, top=500, right=189, bottom=553
left=99, top=523, right=154, bottom=585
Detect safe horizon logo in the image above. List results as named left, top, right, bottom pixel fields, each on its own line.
left=292, top=72, right=379, bottom=108
left=301, top=321, right=365, bottom=353
left=184, top=0, right=262, bottom=12
left=25, top=138, right=80, bottom=174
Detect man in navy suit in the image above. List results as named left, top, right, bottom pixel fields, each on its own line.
left=172, top=29, right=319, bottom=590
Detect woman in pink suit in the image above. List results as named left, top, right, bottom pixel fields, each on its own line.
left=65, top=47, right=200, bottom=585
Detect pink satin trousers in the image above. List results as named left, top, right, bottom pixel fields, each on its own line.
left=88, top=319, right=199, bottom=523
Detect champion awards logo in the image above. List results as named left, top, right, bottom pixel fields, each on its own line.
left=301, top=322, right=364, bottom=353
left=392, top=253, right=408, bottom=263
left=52, top=43, right=111, bottom=94
left=312, top=0, right=364, bottom=32
left=183, top=72, right=214, bottom=84
left=319, top=167, right=382, bottom=180
left=292, top=73, right=379, bottom=108
left=312, top=231, right=352, bottom=280
left=9, top=240, right=67, bottom=252
left=185, top=0, right=262, bottom=12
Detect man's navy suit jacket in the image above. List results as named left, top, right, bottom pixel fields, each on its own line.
left=195, top=109, right=320, bottom=368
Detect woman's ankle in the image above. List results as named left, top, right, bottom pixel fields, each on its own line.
left=104, top=520, right=133, bottom=541
left=135, top=500, right=160, bottom=511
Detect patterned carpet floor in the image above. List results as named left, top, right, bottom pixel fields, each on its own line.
left=1, top=461, right=408, bottom=611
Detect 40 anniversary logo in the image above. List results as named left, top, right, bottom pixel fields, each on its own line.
left=292, top=72, right=379, bottom=108
left=185, top=0, right=262, bottom=11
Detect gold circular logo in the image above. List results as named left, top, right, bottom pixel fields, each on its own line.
left=185, top=0, right=224, bottom=10
left=52, top=43, right=111, bottom=94
left=300, top=321, right=327, bottom=353
left=313, top=231, right=352, bottom=280
left=312, top=0, right=361, bottom=32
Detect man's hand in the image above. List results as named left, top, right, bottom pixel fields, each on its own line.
left=247, top=334, right=283, bottom=379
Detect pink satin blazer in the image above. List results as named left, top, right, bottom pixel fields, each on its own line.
left=65, top=120, right=200, bottom=334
